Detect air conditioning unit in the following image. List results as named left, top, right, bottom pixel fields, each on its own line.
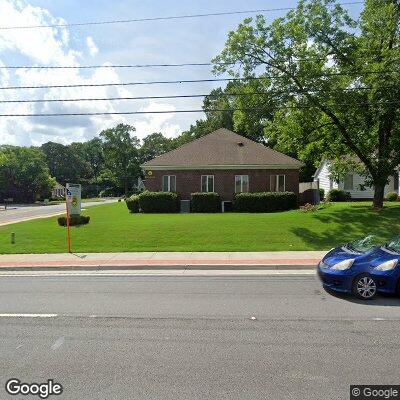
left=221, top=201, right=233, bottom=213
left=180, top=200, right=190, bottom=213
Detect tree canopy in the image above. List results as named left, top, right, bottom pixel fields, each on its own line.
left=213, top=0, right=400, bottom=208
left=0, top=146, right=55, bottom=202
left=99, top=123, right=141, bottom=195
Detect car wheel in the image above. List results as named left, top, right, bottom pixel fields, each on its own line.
left=352, top=274, right=377, bottom=300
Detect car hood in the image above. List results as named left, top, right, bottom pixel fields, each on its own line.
left=323, top=245, right=377, bottom=266
left=362, top=246, right=400, bottom=267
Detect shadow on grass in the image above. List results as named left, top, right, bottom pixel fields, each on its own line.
left=291, top=204, right=400, bottom=249
left=323, top=286, right=400, bottom=306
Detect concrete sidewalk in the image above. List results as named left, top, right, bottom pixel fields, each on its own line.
left=0, top=251, right=325, bottom=270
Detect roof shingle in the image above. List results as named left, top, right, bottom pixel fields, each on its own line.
left=142, top=128, right=303, bottom=168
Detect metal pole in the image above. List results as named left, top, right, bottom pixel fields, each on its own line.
left=65, top=192, right=71, bottom=253
left=11, top=232, right=15, bottom=244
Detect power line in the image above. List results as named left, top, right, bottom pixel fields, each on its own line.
left=0, top=2, right=363, bottom=30
left=2, top=101, right=400, bottom=117
left=0, top=87, right=389, bottom=104
left=1, top=58, right=399, bottom=70
left=2, top=57, right=399, bottom=71
left=0, top=77, right=264, bottom=90
left=0, top=92, right=271, bottom=103
left=0, top=62, right=220, bottom=70
left=0, top=69, right=397, bottom=90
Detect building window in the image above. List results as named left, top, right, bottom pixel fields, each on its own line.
left=235, top=175, right=249, bottom=193
left=343, top=174, right=353, bottom=191
left=201, top=175, right=214, bottom=192
left=270, top=174, right=286, bottom=192
left=162, top=175, right=176, bottom=192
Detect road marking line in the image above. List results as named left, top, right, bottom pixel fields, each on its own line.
left=0, top=270, right=316, bottom=277
left=0, top=313, right=58, bottom=318
left=51, top=336, right=65, bottom=350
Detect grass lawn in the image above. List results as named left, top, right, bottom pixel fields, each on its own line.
left=0, top=201, right=399, bottom=253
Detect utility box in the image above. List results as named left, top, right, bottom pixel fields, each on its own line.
left=180, top=200, right=191, bottom=213
left=222, top=201, right=233, bottom=213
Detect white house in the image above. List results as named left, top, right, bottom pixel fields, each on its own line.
left=314, top=160, right=400, bottom=199
left=51, top=182, right=65, bottom=199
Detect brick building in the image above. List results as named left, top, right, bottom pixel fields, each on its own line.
left=141, top=128, right=303, bottom=207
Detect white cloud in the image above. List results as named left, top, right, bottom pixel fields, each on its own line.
left=86, top=36, right=99, bottom=57
left=134, top=101, right=181, bottom=140
left=0, top=0, right=126, bottom=146
left=0, top=0, right=197, bottom=147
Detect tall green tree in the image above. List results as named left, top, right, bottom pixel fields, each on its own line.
left=41, top=141, right=91, bottom=185
left=139, top=132, right=174, bottom=163
left=100, top=124, right=140, bottom=195
left=0, top=146, right=55, bottom=202
left=70, top=138, right=105, bottom=194
left=213, top=0, right=400, bottom=208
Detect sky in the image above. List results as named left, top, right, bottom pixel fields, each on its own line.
left=0, top=0, right=364, bottom=146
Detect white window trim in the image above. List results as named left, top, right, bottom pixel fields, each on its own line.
left=201, top=175, right=214, bottom=192
left=270, top=174, right=286, bottom=192
left=162, top=175, right=176, bottom=192
left=235, top=175, right=249, bottom=193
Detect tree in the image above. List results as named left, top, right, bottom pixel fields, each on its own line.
left=140, top=133, right=174, bottom=163
left=176, top=90, right=235, bottom=144
left=176, top=84, right=271, bottom=144
left=70, top=138, right=105, bottom=195
left=83, top=138, right=104, bottom=184
left=100, top=124, right=140, bottom=195
left=213, top=0, right=400, bottom=208
left=0, top=146, right=55, bottom=202
left=41, top=141, right=91, bottom=185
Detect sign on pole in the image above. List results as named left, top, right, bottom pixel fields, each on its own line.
left=65, top=183, right=81, bottom=253
left=65, top=188, right=72, bottom=253
left=66, top=183, right=81, bottom=216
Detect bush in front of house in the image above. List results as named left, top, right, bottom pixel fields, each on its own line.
left=138, top=191, right=179, bottom=213
left=57, top=215, right=90, bottom=227
left=191, top=192, right=221, bottom=213
left=126, top=195, right=140, bottom=213
left=386, top=191, right=399, bottom=202
left=319, top=188, right=325, bottom=200
left=234, top=192, right=297, bottom=212
left=326, top=189, right=351, bottom=202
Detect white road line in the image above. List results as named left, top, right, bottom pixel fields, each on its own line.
left=0, top=270, right=316, bottom=277
left=0, top=313, right=58, bottom=318
left=51, top=336, right=65, bottom=350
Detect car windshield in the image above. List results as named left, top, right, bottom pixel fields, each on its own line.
left=345, top=235, right=380, bottom=253
left=385, top=237, right=400, bottom=253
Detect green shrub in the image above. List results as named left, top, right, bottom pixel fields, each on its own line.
left=326, top=189, right=351, bottom=202
left=126, top=195, right=140, bottom=213
left=57, top=215, right=90, bottom=227
left=234, top=192, right=297, bottom=212
left=191, top=192, right=220, bottom=213
left=138, top=191, right=179, bottom=213
left=386, top=191, right=399, bottom=202
left=319, top=188, right=325, bottom=200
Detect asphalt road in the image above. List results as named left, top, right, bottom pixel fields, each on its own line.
left=0, top=199, right=117, bottom=225
left=0, top=274, right=399, bottom=399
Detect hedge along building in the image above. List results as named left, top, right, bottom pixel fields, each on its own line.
left=141, top=128, right=303, bottom=209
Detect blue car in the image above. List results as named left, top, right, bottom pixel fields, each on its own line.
left=318, top=236, right=400, bottom=300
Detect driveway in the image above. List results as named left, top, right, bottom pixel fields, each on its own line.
left=0, top=199, right=117, bottom=226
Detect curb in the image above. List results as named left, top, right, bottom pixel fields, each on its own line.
left=0, top=263, right=316, bottom=272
